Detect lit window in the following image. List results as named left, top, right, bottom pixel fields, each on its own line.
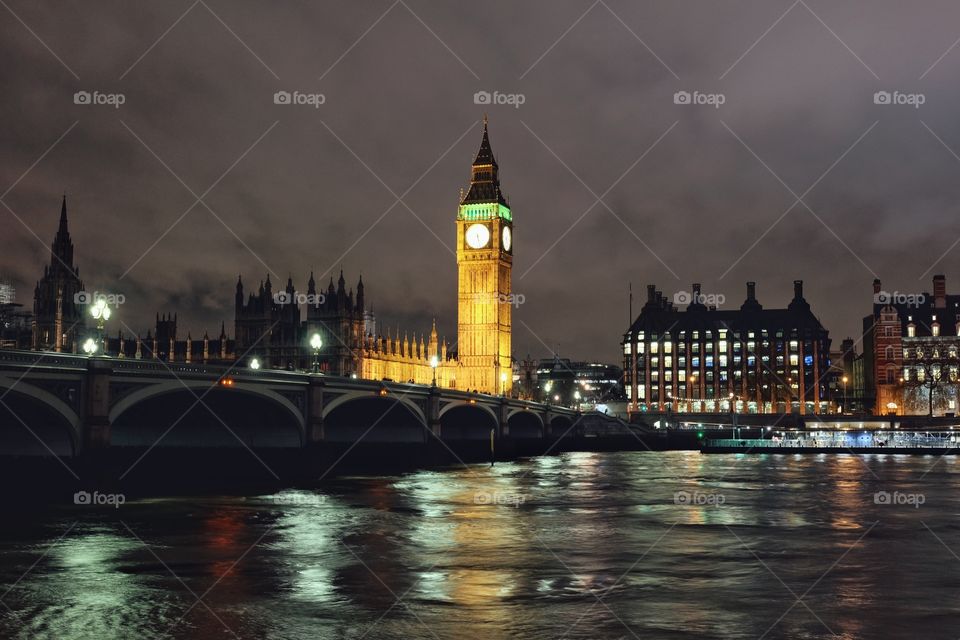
left=907, top=324, right=916, bottom=337
left=933, top=323, right=940, bottom=337
left=650, top=342, right=658, bottom=354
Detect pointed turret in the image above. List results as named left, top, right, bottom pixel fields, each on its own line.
left=235, top=275, right=244, bottom=310
left=58, top=194, right=68, bottom=233
left=473, top=115, right=496, bottom=166
left=428, top=318, right=439, bottom=360
left=461, top=117, right=508, bottom=206
left=50, top=194, right=76, bottom=274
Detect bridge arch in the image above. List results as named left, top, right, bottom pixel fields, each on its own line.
left=110, top=381, right=305, bottom=448
left=322, top=391, right=427, bottom=426
left=507, top=409, right=544, bottom=439
left=0, top=376, right=80, bottom=456
left=323, top=393, right=428, bottom=443
left=550, top=414, right=577, bottom=438
left=439, top=402, right=499, bottom=440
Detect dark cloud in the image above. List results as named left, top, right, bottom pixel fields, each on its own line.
left=4, top=0, right=960, bottom=362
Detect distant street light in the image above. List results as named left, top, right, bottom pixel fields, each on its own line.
left=249, top=357, right=261, bottom=370
left=310, top=332, right=322, bottom=373
left=82, top=337, right=98, bottom=356
left=500, top=371, right=507, bottom=396
left=430, top=355, right=438, bottom=386
left=842, top=375, right=849, bottom=414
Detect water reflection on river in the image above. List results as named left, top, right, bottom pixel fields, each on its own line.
left=2, top=451, right=959, bottom=639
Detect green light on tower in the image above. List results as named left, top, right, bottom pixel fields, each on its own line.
left=457, top=203, right=511, bottom=222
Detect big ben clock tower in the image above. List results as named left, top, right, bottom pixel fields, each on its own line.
left=457, top=117, right=512, bottom=394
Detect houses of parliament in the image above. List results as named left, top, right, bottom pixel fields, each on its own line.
left=25, top=119, right=516, bottom=395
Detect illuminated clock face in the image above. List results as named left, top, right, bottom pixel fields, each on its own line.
left=502, top=226, right=512, bottom=252
left=465, top=223, right=490, bottom=249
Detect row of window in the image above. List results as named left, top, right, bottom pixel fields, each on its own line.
left=625, top=340, right=820, bottom=356
left=628, top=329, right=818, bottom=341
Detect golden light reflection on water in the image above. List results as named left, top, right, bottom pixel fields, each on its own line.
left=5, top=452, right=958, bottom=639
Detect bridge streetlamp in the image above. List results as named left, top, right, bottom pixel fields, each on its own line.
left=82, top=337, right=98, bottom=356
left=430, top=355, right=438, bottom=387
left=310, top=333, right=322, bottom=374
left=574, top=389, right=581, bottom=411
left=249, top=357, right=261, bottom=370
left=89, top=298, right=111, bottom=353
left=500, top=372, right=507, bottom=397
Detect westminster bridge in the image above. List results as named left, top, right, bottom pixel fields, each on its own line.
left=0, top=349, right=637, bottom=459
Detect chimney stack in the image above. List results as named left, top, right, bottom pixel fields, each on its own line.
left=873, top=278, right=881, bottom=295
left=793, top=280, right=803, bottom=300
left=747, top=281, right=756, bottom=301
left=934, top=274, right=946, bottom=308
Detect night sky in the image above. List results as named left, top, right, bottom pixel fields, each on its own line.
left=3, top=1, right=960, bottom=363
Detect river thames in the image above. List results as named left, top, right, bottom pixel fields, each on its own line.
left=1, top=451, right=957, bottom=639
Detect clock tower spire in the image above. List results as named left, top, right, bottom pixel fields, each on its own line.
left=456, top=118, right=513, bottom=394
